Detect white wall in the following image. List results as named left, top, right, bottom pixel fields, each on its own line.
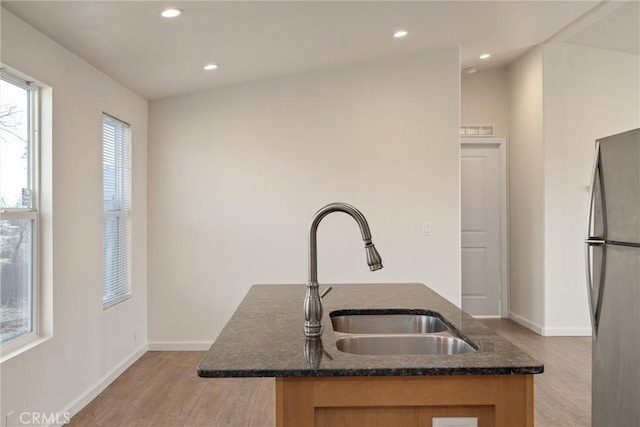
left=507, top=46, right=545, bottom=331
left=0, top=10, right=148, bottom=424
left=507, top=43, right=639, bottom=336
left=148, top=49, right=461, bottom=347
left=461, top=67, right=509, bottom=139
left=543, top=43, right=640, bottom=335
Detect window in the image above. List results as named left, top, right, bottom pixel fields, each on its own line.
left=102, top=114, right=131, bottom=308
left=0, top=71, right=39, bottom=346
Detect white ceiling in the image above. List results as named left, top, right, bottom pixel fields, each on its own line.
left=3, top=1, right=636, bottom=101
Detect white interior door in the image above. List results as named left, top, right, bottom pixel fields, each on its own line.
left=461, top=142, right=504, bottom=316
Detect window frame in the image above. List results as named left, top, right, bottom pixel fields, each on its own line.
left=102, top=113, right=132, bottom=309
left=0, top=70, right=40, bottom=352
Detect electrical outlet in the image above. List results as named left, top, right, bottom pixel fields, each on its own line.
left=432, top=417, right=478, bottom=427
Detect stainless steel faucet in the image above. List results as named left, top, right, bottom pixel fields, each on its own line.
left=304, top=202, right=383, bottom=337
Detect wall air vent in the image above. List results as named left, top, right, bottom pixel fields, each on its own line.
left=460, top=125, right=495, bottom=137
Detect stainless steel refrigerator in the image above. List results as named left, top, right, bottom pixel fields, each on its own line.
left=586, top=128, right=640, bottom=427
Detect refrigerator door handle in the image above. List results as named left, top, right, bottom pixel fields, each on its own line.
left=585, top=243, right=598, bottom=339
left=585, top=141, right=603, bottom=339
left=585, top=241, right=607, bottom=341
left=585, top=239, right=606, bottom=245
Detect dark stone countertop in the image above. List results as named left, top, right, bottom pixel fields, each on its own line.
left=197, top=283, right=544, bottom=378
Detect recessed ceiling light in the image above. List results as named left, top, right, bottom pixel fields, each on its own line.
left=464, top=67, right=478, bottom=75
left=203, top=64, right=219, bottom=71
left=393, top=30, right=408, bottom=38
left=479, top=53, right=491, bottom=60
left=161, top=8, right=183, bottom=18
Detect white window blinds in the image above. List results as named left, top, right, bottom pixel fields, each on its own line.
left=102, top=114, right=131, bottom=308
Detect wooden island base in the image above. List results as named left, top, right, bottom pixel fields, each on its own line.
left=275, top=375, right=533, bottom=427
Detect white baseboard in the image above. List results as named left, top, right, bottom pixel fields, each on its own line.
left=508, top=312, right=544, bottom=335
left=508, top=312, right=593, bottom=337
left=51, top=343, right=148, bottom=427
left=541, top=326, right=592, bottom=337
left=471, top=315, right=501, bottom=319
left=147, top=341, right=212, bottom=351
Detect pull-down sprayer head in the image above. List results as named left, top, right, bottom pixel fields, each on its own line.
left=365, top=242, right=383, bottom=271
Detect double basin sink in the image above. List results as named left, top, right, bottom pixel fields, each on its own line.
left=330, top=309, right=477, bottom=356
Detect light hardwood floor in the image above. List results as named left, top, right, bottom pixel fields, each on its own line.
left=69, top=319, right=590, bottom=427
left=68, top=352, right=274, bottom=427
left=480, top=319, right=591, bottom=427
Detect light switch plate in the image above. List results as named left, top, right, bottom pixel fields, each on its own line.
left=432, top=417, right=478, bottom=427
left=422, top=222, right=431, bottom=236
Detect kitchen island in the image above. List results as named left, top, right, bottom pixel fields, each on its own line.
left=198, top=284, right=543, bottom=426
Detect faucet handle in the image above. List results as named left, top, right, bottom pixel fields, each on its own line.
left=320, top=286, right=333, bottom=299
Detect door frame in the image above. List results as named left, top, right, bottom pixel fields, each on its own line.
left=461, top=138, right=508, bottom=317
